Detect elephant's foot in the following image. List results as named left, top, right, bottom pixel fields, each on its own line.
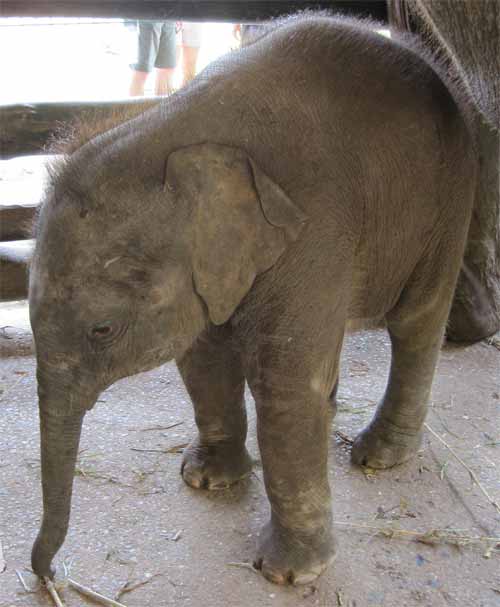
left=253, top=520, right=336, bottom=585
left=351, top=417, right=423, bottom=469
left=181, top=437, right=253, bottom=490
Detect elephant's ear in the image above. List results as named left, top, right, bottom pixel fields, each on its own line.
left=165, top=143, right=307, bottom=325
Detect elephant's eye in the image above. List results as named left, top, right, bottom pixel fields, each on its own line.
left=88, top=323, right=114, bottom=340
left=87, top=321, right=127, bottom=349
left=93, top=325, right=112, bottom=337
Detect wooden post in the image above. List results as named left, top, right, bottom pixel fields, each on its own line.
left=0, top=205, right=38, bottom=241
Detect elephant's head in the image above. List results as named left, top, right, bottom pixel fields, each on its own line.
left=29, top=141, right=306, bottom=577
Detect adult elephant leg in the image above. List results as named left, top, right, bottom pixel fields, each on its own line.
left=389, top=0, right=500, bottom=342
left=177, top=324, right=252, bottom=490
left=389, top=0, right=500, bottom=129
left=448, top=122, right=500, bottom=342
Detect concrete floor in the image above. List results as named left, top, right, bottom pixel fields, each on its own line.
left=1, top=304, right=499, bottom=607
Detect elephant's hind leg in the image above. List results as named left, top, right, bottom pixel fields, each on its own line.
left=176, top=324, right=252, bottom=489
left=350, top=327, right=439, bottom=469
left=352, top=246, right=466, bottom=469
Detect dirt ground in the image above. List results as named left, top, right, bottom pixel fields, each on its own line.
left=1, top=304, right=499, bottom=607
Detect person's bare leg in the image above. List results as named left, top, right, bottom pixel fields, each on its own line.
left=181, top=46, right=199, bottom=85
left=154, top=67, right=175, bottom=96
left=129, top=70, right=149, bottom=96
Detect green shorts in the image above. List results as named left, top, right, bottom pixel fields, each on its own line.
left=130, top=21, right=176, bottom=72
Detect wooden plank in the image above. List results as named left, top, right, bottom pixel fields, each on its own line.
left=2, top=1, right=387, bottom=22
left=0, top=240, right=34, bottom=302
left=0, top=204, right=38, bottom=241
left=0, top=99, right=157, bottom=160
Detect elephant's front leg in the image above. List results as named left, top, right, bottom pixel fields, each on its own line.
left=248, top=362, right=337, bottom=585
left=176, top=325, right=252, bottom=490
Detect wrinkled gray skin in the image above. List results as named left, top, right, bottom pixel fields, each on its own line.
left=29, top=16, right=477, bottom=585
left=389, top=0, right=500, bottom=342
left=390, top=0, right=499, bottom=130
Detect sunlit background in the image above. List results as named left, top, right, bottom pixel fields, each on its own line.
left=0, top=18, right=237, bottom=104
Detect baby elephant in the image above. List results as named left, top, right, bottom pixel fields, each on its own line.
left=29, top=15, right=476, bottom=585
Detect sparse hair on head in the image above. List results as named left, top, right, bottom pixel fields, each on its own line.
left=31, top=100, right=158, bottom=240
left=47, top=100, right=158, bottom=157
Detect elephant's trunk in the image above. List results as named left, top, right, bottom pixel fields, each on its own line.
left=31, top=376, right=88, bottom=578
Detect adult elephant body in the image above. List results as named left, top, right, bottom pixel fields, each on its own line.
left=29, top=15, right=476, bottom=585
left=389, top=0, right=500, bottom=341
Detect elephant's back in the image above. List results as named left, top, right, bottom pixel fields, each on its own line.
left=125, top=14, right=474, bottom=228
left=217, top=15, right=469, bottom=187
left=243, top=16, right=477, bottom=318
